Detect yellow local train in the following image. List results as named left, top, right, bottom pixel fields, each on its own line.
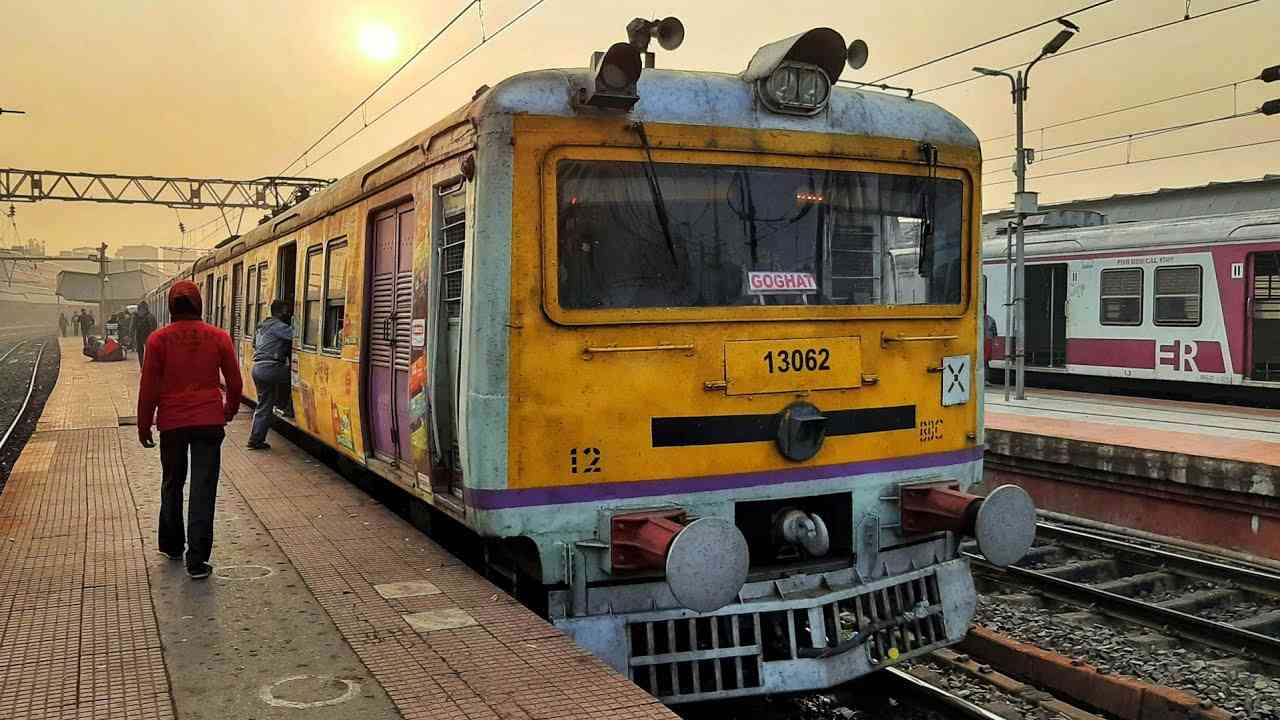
left=149, top=23, right=1035, bottom=703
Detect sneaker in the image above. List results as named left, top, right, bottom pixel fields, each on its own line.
left=187, top=563, right=213, bottom=580
left=157, top=549, right=183, bottom=562
left=246, top=441, right=271, bottom=450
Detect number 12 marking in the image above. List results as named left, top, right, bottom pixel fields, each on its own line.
left=569, top=447, right=602, bottom=474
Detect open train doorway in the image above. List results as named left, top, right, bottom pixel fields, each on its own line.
left=275, top=243, right=297, bottom=415
left=1025, top=263, right=1067, bottom=368
left=1249, top=251, right=1280, bottom=381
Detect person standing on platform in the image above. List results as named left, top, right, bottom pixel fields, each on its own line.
left=136, top=280, right=242, bottom=580
left=246, top=300, right=293, bottom=450
left=132, top=301, right=157, bottom=367
left=58, top=312, right=68, bottom=337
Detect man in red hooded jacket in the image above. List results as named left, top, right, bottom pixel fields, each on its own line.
left=137, top=280, right=243, bottom=579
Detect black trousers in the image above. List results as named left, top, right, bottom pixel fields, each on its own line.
left=136, top=344, right=145, bottom=366
left=158, top=426, right=225, bottom=566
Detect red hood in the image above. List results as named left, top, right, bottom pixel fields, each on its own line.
left=168, top=280, right=202, bottom=318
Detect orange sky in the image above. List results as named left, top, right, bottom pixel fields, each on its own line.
left=3, top=0, right=1279, bottom=256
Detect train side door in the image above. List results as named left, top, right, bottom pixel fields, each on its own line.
left=1024, top=263, right=1068, bottom=367
left=429, top=181, right=466, bottom=499
left=366, top=201, right=416, bottom=463
left=1248, top=252, right=1280, bottom=381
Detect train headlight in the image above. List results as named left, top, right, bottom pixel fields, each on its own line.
left=761, top=62, right=831, bottom=114
left=742, top=28, right=869, bottom=116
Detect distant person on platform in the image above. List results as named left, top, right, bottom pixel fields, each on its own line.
left=136, top=280, right=242, bottom=580
left=132, top=301, right=157, bottom=366
left=58, top=312, right=68, bottom=337
left=120, top=309, right=134, bottom=348
left=246, top=300, right=293, bottom=450
left=78, top=309, right=93, bottom=342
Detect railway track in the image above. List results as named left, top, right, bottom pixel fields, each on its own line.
left=0, top=337, right=56, bottom=486
left=968, top=522, right=1280, bottom=666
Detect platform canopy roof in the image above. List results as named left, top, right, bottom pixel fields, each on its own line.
left=56, top=267, right=161, bottom=303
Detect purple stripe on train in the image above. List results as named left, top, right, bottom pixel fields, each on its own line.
left=466, top=446, right=985, bottom=510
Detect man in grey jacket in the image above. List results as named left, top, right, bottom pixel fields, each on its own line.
left=247, top=300, right=293, bottom=450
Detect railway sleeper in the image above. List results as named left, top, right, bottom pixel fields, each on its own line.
left=1036, top=558, right=1121, bottom=583
left=1230, top=608, right=1280, bottom=636
left=1154, top=588, right=1243, bottom=614
left=1089, top=570, right=1182, bottom=598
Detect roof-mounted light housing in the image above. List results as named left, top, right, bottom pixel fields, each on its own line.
left=580, top=42, right=644, bottom=111
left=743, top=28, right=868, bottom=115
left=579, top=17, right=686, bottom=112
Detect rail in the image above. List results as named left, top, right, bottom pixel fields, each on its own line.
left=882, top=668, right=1010, bottom=720
left=0, top=339, right=28, bottom=364
left=0, top=341, right=46, bottom=453
left=967, top=522, right=1280, bottom=666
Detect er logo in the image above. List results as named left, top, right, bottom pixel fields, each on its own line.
left=1156, top=340, right=1198, bottom=372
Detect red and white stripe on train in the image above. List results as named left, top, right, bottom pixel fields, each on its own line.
left=982, top=209, right=1280, bottom=386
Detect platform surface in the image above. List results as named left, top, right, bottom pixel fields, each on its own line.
left=985, top=386, right=1280, bottom=468
left=0, top=338, right=673, bottom=720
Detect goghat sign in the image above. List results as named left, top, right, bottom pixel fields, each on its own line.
left=747, top=271, right=817, bottom=295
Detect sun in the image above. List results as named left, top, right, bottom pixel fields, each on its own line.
left=358, top=22, right=398, bottom=62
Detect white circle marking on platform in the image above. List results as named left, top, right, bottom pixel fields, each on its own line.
left=258, top=675, right=361, bottom=709
left=214, top=564, right=276, bottom=580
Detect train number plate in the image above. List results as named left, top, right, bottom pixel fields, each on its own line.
left=723, top=337, right=861, bottom=395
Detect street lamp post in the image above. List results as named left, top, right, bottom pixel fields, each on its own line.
left=975, top=21, right=1078, bottom=400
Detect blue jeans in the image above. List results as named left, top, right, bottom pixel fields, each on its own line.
left=249, top=362, right=290, bottom=445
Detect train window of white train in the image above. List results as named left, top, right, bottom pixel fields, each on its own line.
left=302, top=246, right=323, bottom=348
left=1100, top=268, right=1143, bottom=326
left=1154, top=266, right=1202, bottom=327
left=322, top=241, right=347, bottom=352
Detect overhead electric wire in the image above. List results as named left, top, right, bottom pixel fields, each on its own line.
left=302, top=0, right=548, bottom=170
left=919, top=0, right=1265, bottom=96
left=276, top=0, right=481, bottom=177
left=982, top=109, right=1260, bottom=164
left=841, top=0, right=1116, bottom=86
left=982, top=136, right=1280, bottom=187
left=981, top=77, right=1254, bottom=142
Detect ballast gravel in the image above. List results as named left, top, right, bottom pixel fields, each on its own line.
left=976, top=596, right=1279, bottom=720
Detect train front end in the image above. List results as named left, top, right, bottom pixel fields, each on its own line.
left=466, top=25, right=1036, bottom=703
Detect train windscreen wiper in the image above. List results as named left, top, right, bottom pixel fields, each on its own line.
left=630, top=121, right=679, bottom=266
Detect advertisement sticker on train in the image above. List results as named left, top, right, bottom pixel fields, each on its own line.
left=746, top=271, right=818, bottom=295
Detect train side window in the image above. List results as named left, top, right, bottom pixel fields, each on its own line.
left=1154, top=265, right=1202, bottom=327
left=204, top=275, right=215, bottom=323
left=1099, top=268, right=1142, bottom=326
left=302, top=245, right=323, bottom=348
left=254, top=261, right=269, bottom=330
left=245, top=265, right=257, bottom=334
left=322, top=240, right=347, bottom=352
left=217, top=275, right=228, bottom=329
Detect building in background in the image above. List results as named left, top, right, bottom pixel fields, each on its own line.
left=984, top=174, right=1280, bottom=238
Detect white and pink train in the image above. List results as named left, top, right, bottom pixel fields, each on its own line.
left=983, top=209, right=1280, bottom=387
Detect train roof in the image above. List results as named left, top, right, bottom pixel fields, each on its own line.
left=172, top=65, right=980, bottom=278
left=981, top=208, right=1280, bottom=261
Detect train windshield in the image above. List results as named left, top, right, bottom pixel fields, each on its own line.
left=556, top=160, right=964, bottom=310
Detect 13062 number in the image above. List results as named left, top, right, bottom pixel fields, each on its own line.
left=763, top=348, right=831, bottom=374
